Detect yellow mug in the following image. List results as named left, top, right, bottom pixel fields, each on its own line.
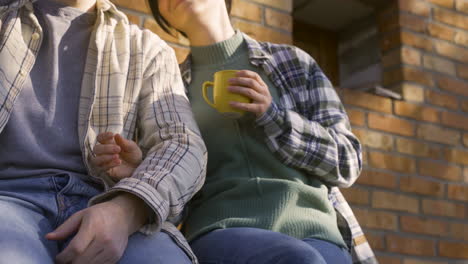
left=202, top=70, right=251, bottom=118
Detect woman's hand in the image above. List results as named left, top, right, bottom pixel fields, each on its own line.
left=228, top=70, right=273, bottom=118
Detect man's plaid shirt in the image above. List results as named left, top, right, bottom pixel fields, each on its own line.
left=0, top=0, right=207, bottom=262
left=180, top=33, right=378, bottom=264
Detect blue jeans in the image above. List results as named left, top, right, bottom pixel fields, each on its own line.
left=0, top=174, right=191, bottom=264
left=190, top=228, right=352, bottom=264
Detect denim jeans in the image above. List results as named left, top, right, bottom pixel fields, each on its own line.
left=190, top=227, right=352, bottom=264
left=0, top=174, right=191, bottom=264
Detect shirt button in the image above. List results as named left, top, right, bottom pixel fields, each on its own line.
left=31, top=32, right=40, bottom=40
left=19, top=69, right=27, bottom=76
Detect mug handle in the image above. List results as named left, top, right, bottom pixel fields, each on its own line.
left=202, top=81, right=216, bottom=108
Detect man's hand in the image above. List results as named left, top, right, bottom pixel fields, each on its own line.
left=46, top=193, right=149, bottom=264
left=227, top=70, right=273, bottom=118
left=91, top=132, right=142, bottom=181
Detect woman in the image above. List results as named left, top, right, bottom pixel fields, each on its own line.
left=92, top=0, right=371, bottom=263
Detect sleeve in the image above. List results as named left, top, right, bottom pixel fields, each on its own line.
left=255, top=48, right=361, bottom=188
left=0, top=0, right=33, bottom=18
left=91, top=43, right=207, bottom=234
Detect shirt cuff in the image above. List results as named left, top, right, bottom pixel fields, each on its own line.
left=88, top=177, right=168, bottom=235
left=255, top=101, right=285, bottom=128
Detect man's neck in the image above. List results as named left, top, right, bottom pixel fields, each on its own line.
left=52, top=0, right=96, bottom=12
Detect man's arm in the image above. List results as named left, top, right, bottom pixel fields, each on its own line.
left=90, top=40, right=207, bottom=231
left=255, top=47, right=362, bottom=188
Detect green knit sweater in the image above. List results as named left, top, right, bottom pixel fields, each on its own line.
left=184, top=31, right=346, bottom=248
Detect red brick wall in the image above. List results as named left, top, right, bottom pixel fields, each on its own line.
left=112, top=0, right=468, bottom=263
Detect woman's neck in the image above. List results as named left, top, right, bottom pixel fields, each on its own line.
left=185, top=12, right=235, bottom=47
left=51, top=0, right=96, bottom=12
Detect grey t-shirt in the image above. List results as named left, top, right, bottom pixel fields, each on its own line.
left=0, top=0, right=96, bottom=179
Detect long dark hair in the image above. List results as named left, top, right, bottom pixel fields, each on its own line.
left=148, top=0, right=232, bottom=35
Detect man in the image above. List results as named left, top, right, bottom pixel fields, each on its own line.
left=0, top=0, right=206, bottom=263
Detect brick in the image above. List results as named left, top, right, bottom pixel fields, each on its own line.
left=397, top=138, right=440, bottom=158
left=379, top=256, right=402, bottom=264
left=422, top=55, right=456, bottom=75
left=441, top=111, right=468, bottom=130
left=144, top=19, right=189, bottom=46
left=341, top=188, right=370, bottom=205
left=454, top=30, right=468, bottom=46
left=382, top=49, right=402, bottom=68
left=394, top=101, right=440, bottom=122
left=369, top=113, right=415, bottom=136
left=448, top=184, right=468, bottom=201
left=401, top=83, right=425, bottom=102
left=347, top=109, right=365, bottom=126
left=401, top=31, right=433, bottom=51
left=399, top=0, right=431, bottom=16
left=422, top=199, right=466, bottom=218
left=232, top=20, right=292, bottom=44
left=386, top=234, right=435, bottom=256
left=434, top=41, right=468, bottom=63
left=400, top=176, right=445, bottom=197
left=417, top=124, right=461, bottom=145
left=366, top=232, right=385, bottom=250
left=462, top=100, right=468, bottom=112
left=418, top=160, right=461, bottom=181
left=427, top=23, right=455, bottom=41
left=356, top=169, right=398, bottom=189
left=399, top=13, right=427, bottom=33
left=456, top=0, right=468, bottom=13
left=464, top=167, right=468, bottom=182
left=265, top=8, right=292, bottom=32
left=427, top=0, right=455, bottom=8
left=231, top=0, right=262, bottom=23
left=112, top=0, right=150, bottom=13
left=342, top=90, right=392, bottom=113
left=402, top=66, right=435, bottom=87
left=354, top=208, right=398, bottom=230
left=437, top=76, right=468, bottom=96
left=458, top=64, right=468, bottom=79
left=369, top=152, right=416, bottom=173
left=383, top=67, right=404, bottom=86
left=402, top=47, right=422, bottom=66
left=363, top=151, right=368, bottom=165
left=403, top=259, right=448, bottom=264
left=450, top=222, right=468, bottom=241
left=373, top=191, right=419, bottom=213
left=434, top=7, right=468, bottom=30
left=249, top=0, right=292, bottom=11
left=381, top=31, right=401, bottom=52
left=383, top=48, right=422, bottom=68
left=439, top=241, right=468, bottom=259
left=425, top=90, right=458, bottom=110
left=401, top=215, right=449, bottom=236
left=353, top=129, right=394, bottom=151
left=464, top=133, right=468, bottom=146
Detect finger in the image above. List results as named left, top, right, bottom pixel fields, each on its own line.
left=71, top=240, right=104, bottom=264
left=91, top=154, right=119, bottom=167
left=96, top=132, right=115, bottom=144
left=101, top=158, right=123, bottom=172
left=93, top=144, right=121, bottom=156
left=236, top=70, right=266, bottom=86
left=114, top=134, right=137, bottom=153
left=227, top=86, right=263, bottom=102
left=228, top=77, right=264, bottom=93
left=229, top=101, right=262, bottom=114
left=46, top=211, right=84, bottom=241
left=56, top=219, right=95, bottom=263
